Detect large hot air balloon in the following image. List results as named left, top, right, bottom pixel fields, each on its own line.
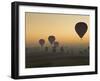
left=39, top=39, right=45, bottom=47
left=75, top=22, right=88, bottom=38
left=48, top=35, right=55, bottom=45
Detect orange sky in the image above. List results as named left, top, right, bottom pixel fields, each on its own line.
left=25, top=12, right=89, bottom=47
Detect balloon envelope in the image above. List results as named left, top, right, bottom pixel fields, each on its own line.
left=39, top=39, right=45, bottom=46
left=48, top=35, right=55, bottom=44
left=54, top=41, right=59, bottom=48
left=75, top=22, right=88, bottom=38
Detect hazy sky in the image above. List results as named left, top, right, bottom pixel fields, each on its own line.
left=25, top=12, right=89, bottom=47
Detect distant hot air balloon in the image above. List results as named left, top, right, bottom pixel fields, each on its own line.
left=39, top=39, right=45, bottom=47
left=75, top=22, right=88, bottom=39
left=48, top=35, right=55, bottom=45
left=54, top=41, right=59, bottom=48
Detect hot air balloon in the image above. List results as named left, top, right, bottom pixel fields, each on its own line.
left=48, top=35, right=55, bottom=45
left=54, top=41, right=59, bottom=48
left=39, top=39, right=45, bottom=47
left=75, top=22, right=88, bottom=39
